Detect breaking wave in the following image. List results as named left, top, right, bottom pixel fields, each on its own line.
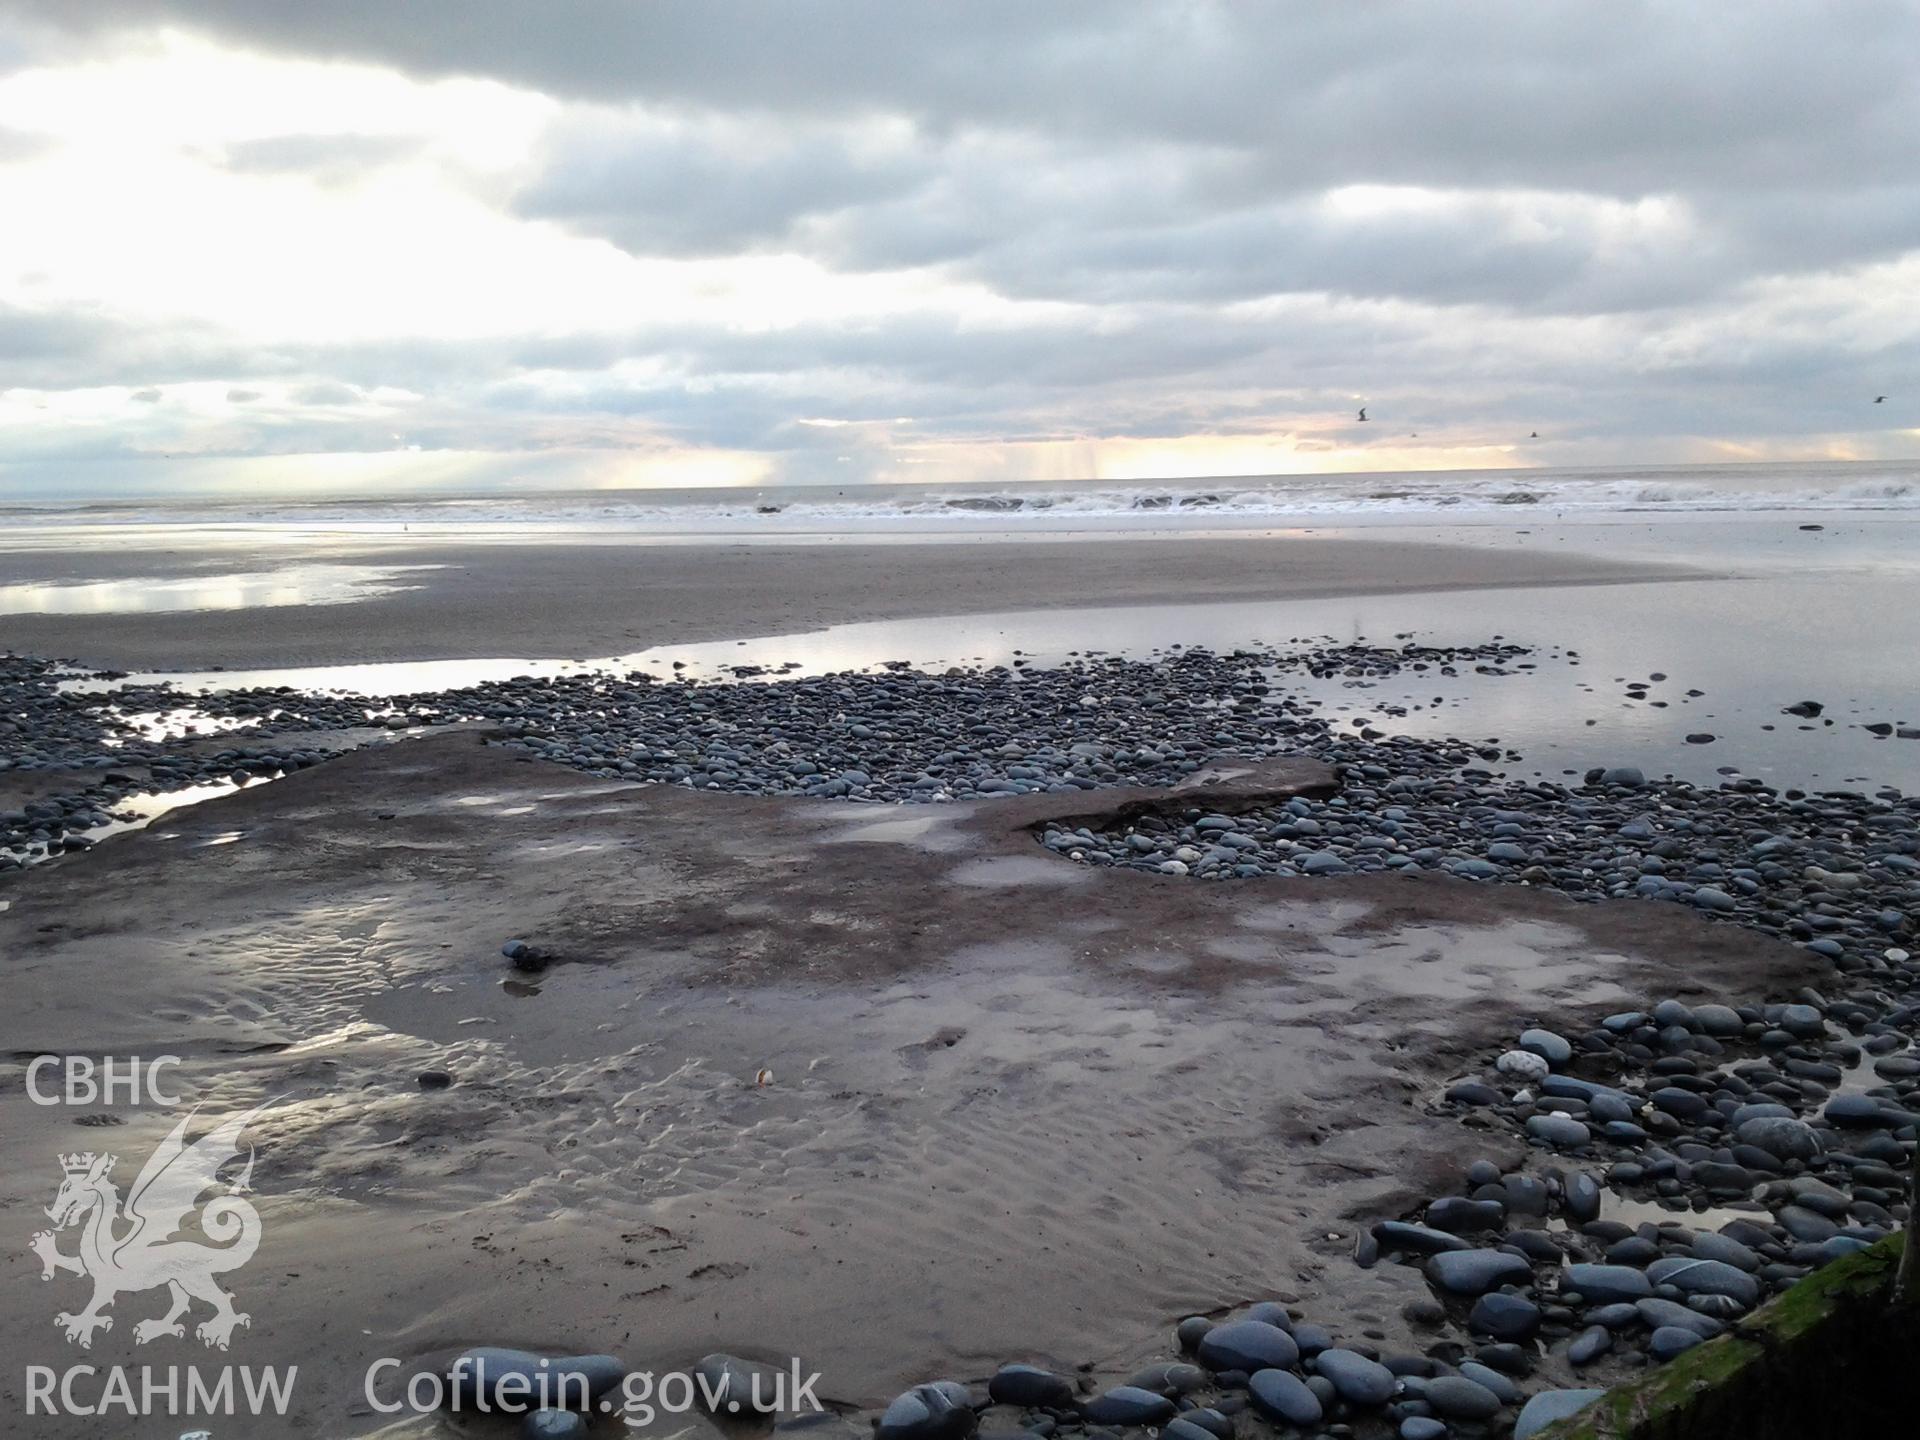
left=7, top=463, right=1919, bottom=536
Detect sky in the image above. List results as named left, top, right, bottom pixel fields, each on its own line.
left=1, top=2, right=1916, bottom=499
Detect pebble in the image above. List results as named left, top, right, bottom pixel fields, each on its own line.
left=1374, top=1221, right=1471, bottom=1255
left=1468, top=1293, right=1542, bottom=1342
left=1634, top=1298, right=1722, bottom=1338
left=1428, top=1249, right=1533, bottom=1296
left=522, top=1413, right=589, bottom=1440
left=1689, top=1234, right=1760, bottom=1273
left=1169, top=1407, right=1232, bottom=1440
left=1427, top=1197, right=1505, bottom=1234
left=877, top=1382, right=977, bottom=1440
left=1195, top=1321, right=1299, bottom=1374
left=445, top=1349, right=625, bottom=1411
left=1424, top=1375, right=1503, bottom=1421
left=1456, top=1363, right=1520, bottom=1404
left=1518, top=1029, right=1573, bottom=1067
left=1824, top=1094, right=1892, bottom=1128
left=1515, top=1390, right=1607, bottom=1440
left=1312, top=1349, right=1396, bottom=1407
left=1164, top=1417, right=1223, bottom=1440
left=1175, top=1317, right=1214, bottom=1353
left=1079, top=1387, right=1175, bottom=1426
left=1497, top=1050, right=1551, bottom=1083
left=1246, top=1368, right=1322, bottom=1427
left=1733, top=1116, right=1824, bottom=1163
left=1124, top=1362, right=1204, bottom=1396
left=988, top=1365, right=1074, bottom=1410
left=1645, top=1258, right=1761, bottom=1308
left=1563, top=1264, right=1653, bottom=1305
left=1648, top=1326, right=1703, bottom=1361
left=1241, top=1302, right=1294, bottom=1331
left=1691, top=1004, right=1745, bottom=1036
left=1563, top=1171, right=1602, bottom=1222
left=1566, top=1325, right=1611, bottom=1366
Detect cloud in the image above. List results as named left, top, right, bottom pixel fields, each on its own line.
left=217, top=131, right=421, bottom=182
left=514, top=108, right=923, bottom=257
left=0, top=2, right=1916, bottom=497
left=0, top=123, right=52, bottom=161
left=18, top=3, right=1919, bottom=190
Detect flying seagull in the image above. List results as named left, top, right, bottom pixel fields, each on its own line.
left=1357, top=407, right=1368, bottom=422
left=1530, top=431, right=1539, bottom=438
left=1875, top=395, right=1887, bottom=403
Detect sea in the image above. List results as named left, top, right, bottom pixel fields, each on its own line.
left=3, top=459, right=1918, bottom=544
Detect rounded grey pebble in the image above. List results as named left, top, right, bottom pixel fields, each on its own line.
left=877, top=1382, right=977, bottom=1440
left=988, top=1365, right=1074, bottom=1410
left=1468, top=1293, right=1541, bottom=1342
left=1196, top=1321, right=1299, bottom=1374
left=1649, top=1326, right=1703, bottom=1361
left=1313, top=1349, right=1396, bottom=1407
left=1246, top=1369, right=1323, bottom=1427
left=1428, top=1249, right=1532, bottom=1296
left=1515, top=1390, right=1606, bottom=1440
left=1566, top=1326, right=1611, bottom=1367
left=1423, top=1376, right=1502, bottom=1421
left=1175, top=1317, right=1214, bottom=1353
left=1079, top=1386, right=1175, bottom=1427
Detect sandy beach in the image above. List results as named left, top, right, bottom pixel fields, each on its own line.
left=0, top=533, right=1702, bottom=671
left=0, top=517, right=1915, bottom=1440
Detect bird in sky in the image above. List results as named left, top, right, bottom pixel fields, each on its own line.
left=1875, top=395, right=1887, bottom=403
left=1530, top=431, right=1539, bottom=438
left=1357, top=407, right=1368, bottom=422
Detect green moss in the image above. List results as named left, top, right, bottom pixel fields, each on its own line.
left=1735, top=1234, right=1900, bottom=1345
left=1536, top=1234, right=1907, bottom=1440
left=1543, top=1333, right=1760, bottom=1440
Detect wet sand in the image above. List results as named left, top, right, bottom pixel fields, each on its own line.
left=0, top=734, right=1823, bottom=1436
left=0, top=535, right=1705, bottom=670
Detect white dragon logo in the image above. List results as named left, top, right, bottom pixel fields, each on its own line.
left=29, top=1104, right=266, bottom=1350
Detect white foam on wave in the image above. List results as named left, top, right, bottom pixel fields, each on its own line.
left=7, top=462, right=1920, bottom=536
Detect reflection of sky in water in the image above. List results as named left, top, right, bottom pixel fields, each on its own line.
left=49, top=518, right=1920, bottom=794
left=0, top=563, right=432, bottom=615
left=99, top=706, right=259, bottom=745
left=80, top=779, right=267, bottom=848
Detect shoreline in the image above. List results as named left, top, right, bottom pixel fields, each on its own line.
left=0, top=533, right=1707, bottom=671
